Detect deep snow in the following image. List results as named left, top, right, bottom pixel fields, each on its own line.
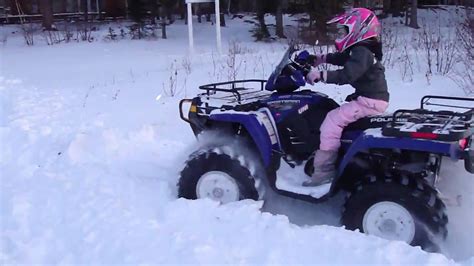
left=1, top=9, right=473, bottom=265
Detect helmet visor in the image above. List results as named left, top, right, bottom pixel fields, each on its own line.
left=335, top=25, right=349, bottom=41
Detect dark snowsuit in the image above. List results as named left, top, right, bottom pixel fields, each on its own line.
left=324, top=43, right=390, bottom=102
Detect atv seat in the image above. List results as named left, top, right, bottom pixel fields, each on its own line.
left=345, top=114, right=393, bottom=132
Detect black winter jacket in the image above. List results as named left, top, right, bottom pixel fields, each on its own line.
left=325, top=45, right=389, bottom=102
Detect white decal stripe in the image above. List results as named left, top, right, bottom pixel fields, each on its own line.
left=257, top=108, right=281, bottom=148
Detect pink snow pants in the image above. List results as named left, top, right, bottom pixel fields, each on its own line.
left=319, top=96, right=389, bottom=151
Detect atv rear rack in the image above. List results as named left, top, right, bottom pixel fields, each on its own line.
left=421, top=95, right=474, bottom=111
left=383, top=95, right=474, bottom=141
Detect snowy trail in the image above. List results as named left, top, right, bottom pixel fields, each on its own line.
left=1, top=68, right=472, bottom=264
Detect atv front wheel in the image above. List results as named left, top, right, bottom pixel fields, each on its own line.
left=341, top=174, right=448, bottom=251
left=178, top=146, right=265, bottom=204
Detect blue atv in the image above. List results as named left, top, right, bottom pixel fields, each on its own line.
left=178, top=46, right=474, bottom=250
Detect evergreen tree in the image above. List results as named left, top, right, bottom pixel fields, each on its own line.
left=129, top=0, right=147, bottom=23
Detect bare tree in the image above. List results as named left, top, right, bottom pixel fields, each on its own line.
left=151, top=0, right=158, bottom=24
left=390, top=0, right=403, bottom=17
left=59, top=0, right=67, bottom=13
left=161, top=10, right=167, bottom=39
left=82, top=0, right=88, bottom=21
left=256, top=0, right=270, bottom=39
left=275, top=0, right=285, bottom=38
left=382, top=0, right=391, bottom=15
left=409, top=0, right=419, bottom=29
left=39, top=0, right=54, bottom=30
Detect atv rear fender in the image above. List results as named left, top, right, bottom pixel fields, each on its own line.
left=333, top=129, right=464, bottom=191
left=208, top=108, right=281, bottom=166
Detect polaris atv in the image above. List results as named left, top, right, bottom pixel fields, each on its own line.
left=178, top=46, right=474, bottom=250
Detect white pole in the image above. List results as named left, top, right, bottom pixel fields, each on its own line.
left=214, top=0, right=222, bottom=54
left=96, top=0, right=99, bottom=15
left=187, top=3, right=194, bottom=53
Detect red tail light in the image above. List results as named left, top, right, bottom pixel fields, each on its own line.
left=410, top=132, right=439, bottom=139
left=459, top=138, right=468, bottom=150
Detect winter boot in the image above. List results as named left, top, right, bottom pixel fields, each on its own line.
left=302, top=150, right=338, bottom=187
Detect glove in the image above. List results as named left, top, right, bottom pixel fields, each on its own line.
left=306, top=70, right=321, bottom=85
left=309, top=54, right=326, bottom=67
left=295, top=50, right=310, bottom=64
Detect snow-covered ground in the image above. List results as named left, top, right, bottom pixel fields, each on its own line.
left=1, top=9, right=473, bottom=265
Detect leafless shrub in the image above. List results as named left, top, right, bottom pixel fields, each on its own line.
left=163, top=61, right=179, bottom=97
left=181, top=75, right=188, bottom=98
left=112, top=87, right=121, bottom=101
left=128, top=24, right=143, bottom=39
left=105, top=27, right=118, bottom=41
left=457, top=13, right=474, bottom=62
left=252, top=54, right=267, bottom=79
left=450, top=66, right=474, bottom=95
left=128, top=23, right=159, bottom=40
left=433, top=23, right=457, bottom=75
left=419, top=22, right=434, bottom=77
left=21, top=23, right=38, bottom=46
left=399, top=43, right=414, bottom=82
left=83, top=85, right=94, bottom=108
left=226, top=40, right=244, bottom=81
left=120, top=28, right=127, bottom=39
left=42, top=30, right=63, bottom=45
left=211, top=52, right=217, bottom=77
left=408, top=31, right=423, bottom=72
left=181, top=56, right=192, bottom=75
left=14, top=0, right=36, bottom=46
left=450, top=14, right=474, bottom=95
left=381, top=24, right=400, bottom=68
left=104, top=26, right=127, bottom=42
left=229, top=39, right=243, bottom=54
left=229, top=39, right=253, bottom=55
left=76, top=22, right=94, bottom=42
left=208, top=52, right=223, bottom=82
left=419, top=18, right=458, bottom=77
left=60, top=23, right=74, bottom=43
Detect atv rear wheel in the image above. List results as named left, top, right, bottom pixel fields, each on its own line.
left=178, top=146, right=265, bottom=204
left=341, top=174, right=448, bottom=251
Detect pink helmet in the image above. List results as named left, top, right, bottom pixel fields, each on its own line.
left=327, top=8, right=381, bottom=52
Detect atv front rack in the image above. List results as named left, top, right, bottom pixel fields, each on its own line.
left=383, top=95, right=474, bottom=141
left=192, top=80, right=271, bottom=114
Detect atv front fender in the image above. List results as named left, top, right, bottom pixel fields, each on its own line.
left=209, top=108, right=280, bottom=166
